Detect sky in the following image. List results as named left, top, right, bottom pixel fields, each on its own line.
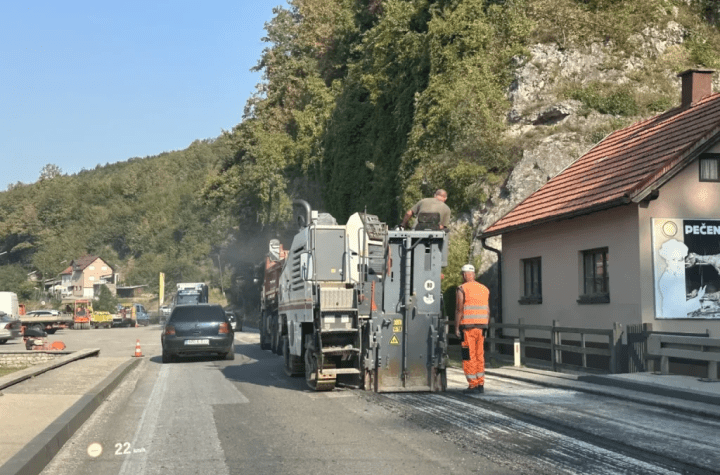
left=0, top=0, right=288, bottom=190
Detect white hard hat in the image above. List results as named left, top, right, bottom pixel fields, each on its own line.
left=461, top=264, right=475, bottom=273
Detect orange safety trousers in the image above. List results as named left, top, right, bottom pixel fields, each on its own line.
left=461, top=327, right=485, bottom=388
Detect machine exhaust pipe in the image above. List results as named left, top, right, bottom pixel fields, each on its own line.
left=293, top=199, right=312, bottom=230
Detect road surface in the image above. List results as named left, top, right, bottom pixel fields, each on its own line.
left=40, top=327, right=720, bottom=475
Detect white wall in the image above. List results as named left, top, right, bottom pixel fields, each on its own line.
left=502, top=205, right=641, bottom=333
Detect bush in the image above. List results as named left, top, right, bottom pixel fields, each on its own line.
left=94, top=285, right=118, bottom=313
left=568, top=83, right=639, bottom=116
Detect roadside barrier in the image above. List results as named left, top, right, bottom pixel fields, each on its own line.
left=486, top=319, right=623, bottom=374
left=647, top=334, right=720, bottom=380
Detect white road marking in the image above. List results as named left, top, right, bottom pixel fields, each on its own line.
left=118, top=362, right=249, bottom=475
left=118, top=364, right=170, bottom=475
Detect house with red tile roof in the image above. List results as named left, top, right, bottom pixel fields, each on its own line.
left=63, top=255, right=115, bottom=298
left=481, top=69, right=720, bottom=354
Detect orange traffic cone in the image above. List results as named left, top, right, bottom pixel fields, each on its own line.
left=133, top=339, right=143, bottom=357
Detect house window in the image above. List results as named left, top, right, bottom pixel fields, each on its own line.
left=102, top=266, right=107, bottom=271
left=89, top=276, right=95, bottom=281
left=579, top=247, right=609, bottom=304
left=699, top=154, right=720, bottom=182
left=89, top=265, right=95, bottom=270
left=520, top=257, right=542, bottom=304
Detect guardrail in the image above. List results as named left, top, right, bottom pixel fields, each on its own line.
left=486, top=318, right=623, bottom=374
left=647, top=334, right=720, bottom=380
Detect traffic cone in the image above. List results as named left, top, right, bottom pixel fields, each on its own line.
left=133, top=339, right=143, bottom=357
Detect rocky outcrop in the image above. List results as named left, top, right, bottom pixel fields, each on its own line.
left=470, top=20, right=710, bottom=282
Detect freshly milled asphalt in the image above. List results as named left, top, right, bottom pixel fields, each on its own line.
left=1, top=325, right=718, bottom=475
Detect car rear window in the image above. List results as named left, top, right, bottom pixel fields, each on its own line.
left=169, top=306, right=225, bottom=323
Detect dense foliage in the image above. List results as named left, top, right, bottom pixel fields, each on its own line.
left=0, top=138, right=234, bottom=295
left=204, top=0, right=720, bottom=291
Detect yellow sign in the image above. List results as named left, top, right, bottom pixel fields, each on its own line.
left=390, top=334, right=400, bottom=345
left=393, top=319, right=402, bottom=326
left=159, top=272, right=165, bottom=306
left=393, top=326, right=402, bottom=333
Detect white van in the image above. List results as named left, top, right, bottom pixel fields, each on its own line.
left=0, top=292, right=19, bottom=319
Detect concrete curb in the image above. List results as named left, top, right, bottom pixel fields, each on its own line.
left=0, top=357, right=141, bottom=475
left=0, top=349, right=100, bottom=391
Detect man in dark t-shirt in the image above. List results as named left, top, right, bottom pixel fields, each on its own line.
left=400, top=189, right=451, bottom=230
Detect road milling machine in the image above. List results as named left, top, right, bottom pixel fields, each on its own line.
left=260, top=200, right=448, bottom=392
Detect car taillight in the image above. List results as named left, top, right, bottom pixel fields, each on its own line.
left=164, top=325, right=175, bottom=336
left=219, top=322, right=229, bottom=334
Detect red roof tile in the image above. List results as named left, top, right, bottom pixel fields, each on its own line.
left=483, top=93, right=720, bottom=237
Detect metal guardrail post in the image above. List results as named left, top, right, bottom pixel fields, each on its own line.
left=514, top=338, right=521, bottom=367
left=553, top=320, right=562, bottom=365
left=551, top=320, right=559, bottom=371
left=581, top=332, right=587, bottom=369
left=489, top=318, right=496, bottom=355
left=610, top=322, right=622, bottom=374
left=518, top=318, right=525, bottom=365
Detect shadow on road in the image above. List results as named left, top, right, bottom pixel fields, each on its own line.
left=219, top=340, right=311, bottom=393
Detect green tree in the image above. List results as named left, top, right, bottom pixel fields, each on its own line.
left=94, top=285, right=118, bottom=313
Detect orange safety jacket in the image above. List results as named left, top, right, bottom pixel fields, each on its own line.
left=459, top=281, right=489, bottom=326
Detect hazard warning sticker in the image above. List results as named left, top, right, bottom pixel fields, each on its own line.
left=390, top=334, right=400, bottom=345
left=393, top=319, right=402, bottom=326
left=393, top=326, right=402, bottom=333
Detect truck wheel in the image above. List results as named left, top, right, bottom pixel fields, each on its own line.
left=0, top=339, right=7, bottom=344
left=272, top=327, right=282, bottom=355
left=260, top=330, right=270, bottom=350
left=46, top=329, right=56, bottom=335
left=31, top=323, right=44, bottom=333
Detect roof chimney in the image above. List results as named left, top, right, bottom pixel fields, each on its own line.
left=678, top=69, right=715, bottom=109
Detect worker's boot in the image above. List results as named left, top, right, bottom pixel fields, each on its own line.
left=475, top=385, right=484, bottom=394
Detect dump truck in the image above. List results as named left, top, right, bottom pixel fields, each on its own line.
left=259, top=239, right=288, bottom=353
left=263, top=200, right=448, bottom=392
left=91, top=311, right=113, bottom=328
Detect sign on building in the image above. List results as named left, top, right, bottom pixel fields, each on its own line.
left=652, top=218, right=720, bottom=319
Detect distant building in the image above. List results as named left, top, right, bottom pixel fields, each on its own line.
left=61, top=255, right=116, bottom=299
left=116, top=285, right=147, bottom=299
left=482, top=70, right=720, bottom=341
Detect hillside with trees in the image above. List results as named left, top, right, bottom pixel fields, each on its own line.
left=0, top=138, right=234, bottom=299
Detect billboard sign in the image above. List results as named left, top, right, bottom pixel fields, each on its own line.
left=652, top=218, right=720, bottom=319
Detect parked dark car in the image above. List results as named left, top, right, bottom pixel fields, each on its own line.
left=161, top=304, right=234, bottom=363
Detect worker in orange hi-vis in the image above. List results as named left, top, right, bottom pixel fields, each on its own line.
left=455, top=264, right=490, bottom=394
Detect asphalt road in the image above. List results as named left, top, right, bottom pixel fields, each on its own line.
left=38, top=327, right=720, bottom=475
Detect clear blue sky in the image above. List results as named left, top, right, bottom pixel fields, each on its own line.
left=0, top=0, right=287, bottom=190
